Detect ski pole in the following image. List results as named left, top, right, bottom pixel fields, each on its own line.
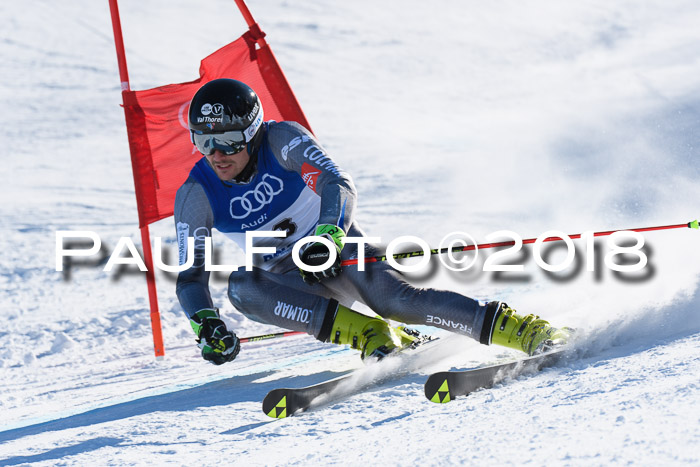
left=239, top=330, right=306, bottom=343
left=165, top=330, right=306, bottom=352
left=340, top=219, right=699, bottom=267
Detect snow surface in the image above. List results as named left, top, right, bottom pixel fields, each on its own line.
left=1, top=0, right=700, bottom=464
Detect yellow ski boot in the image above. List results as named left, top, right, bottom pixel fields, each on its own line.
left=326, top=305, right=418, bottom=360
left=482, top=301, right=573, bottom=356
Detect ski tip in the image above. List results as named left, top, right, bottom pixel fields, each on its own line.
left=263, top=392, right=290, bottom=419
left=425, top=374, right=453, bottom=404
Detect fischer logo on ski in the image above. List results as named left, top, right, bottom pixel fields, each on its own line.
left=266, top=395, right=288, bottom=418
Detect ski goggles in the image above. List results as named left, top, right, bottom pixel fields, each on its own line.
left=191, top=107, right=264, bottom=156
left=191, top=130, right=247, bottom=155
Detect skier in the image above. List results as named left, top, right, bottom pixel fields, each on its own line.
left=175, top=78, right=572, bottom=365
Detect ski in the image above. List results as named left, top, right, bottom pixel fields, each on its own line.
left=263, top=335, right=442, bottom=418
left=424, top=347, right=569, bottom=403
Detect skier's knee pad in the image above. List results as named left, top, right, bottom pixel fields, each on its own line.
left=226, top=270, right=279, bottom=325
left=227, top=270, right=259, bottom=316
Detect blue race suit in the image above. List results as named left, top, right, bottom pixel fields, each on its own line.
left=174, top=121, right=488, bottom=342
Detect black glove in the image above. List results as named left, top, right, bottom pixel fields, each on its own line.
left=190, top=309, right=241, bottom=365
left=299, top=224, right=345, bottom=283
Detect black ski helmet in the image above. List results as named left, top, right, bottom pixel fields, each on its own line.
left=188, top=78, right=265, bottom=157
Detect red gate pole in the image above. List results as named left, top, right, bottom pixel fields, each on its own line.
left=108, top=0, right=165, bottom=359
left=232, top=0, right=313, bottom=133
left=233, top=0, right=263, bottom=34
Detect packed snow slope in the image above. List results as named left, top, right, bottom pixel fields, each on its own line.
left=1, top=0, right=700, bottom=464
